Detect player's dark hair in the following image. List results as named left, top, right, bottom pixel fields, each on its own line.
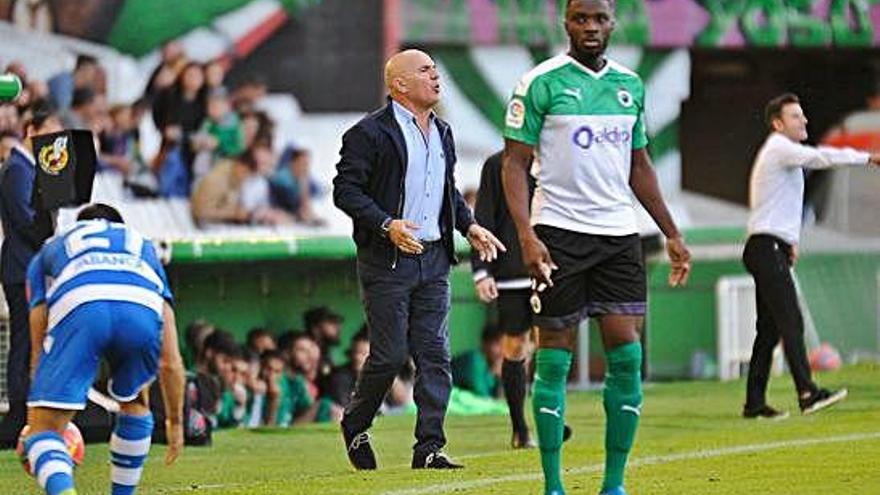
left=77, top=203, right=124, bottom=223
left=764, top=93, right=800, bottom=130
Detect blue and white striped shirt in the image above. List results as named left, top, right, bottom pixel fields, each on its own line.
left=26, top=220, right=173, bottom=332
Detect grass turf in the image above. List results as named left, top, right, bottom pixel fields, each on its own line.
left=2, top=363, right=878, bottom=494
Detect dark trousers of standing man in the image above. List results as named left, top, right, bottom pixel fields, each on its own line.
left=742, top=234, right=819, bottom=410
left=0, top=283, right=30, bottom=445
left=343, top=241, right=452, bottom=457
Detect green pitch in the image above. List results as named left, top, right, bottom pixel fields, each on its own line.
left=2, top=364, right=878, bottom=494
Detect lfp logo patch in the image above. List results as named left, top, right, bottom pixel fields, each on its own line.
left=38, top=136, right=70, bottom=176
left=506, top=99, right=525, bottom=129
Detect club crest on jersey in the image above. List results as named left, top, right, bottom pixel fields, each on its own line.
left=37, top=136, right=70, bottom=176
left=506, top=99, right=525, bottom=129
left=617, top=89, right=634, bottom=108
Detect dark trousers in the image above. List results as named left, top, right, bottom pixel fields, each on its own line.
left=343, top=242, right=452, bottom=456
left=742, top=235, right=818, bottom=409
left=1, top=283, right=30, bottom=440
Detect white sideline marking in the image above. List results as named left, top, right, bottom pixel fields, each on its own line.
left=381, top=431, right=880, bottom=495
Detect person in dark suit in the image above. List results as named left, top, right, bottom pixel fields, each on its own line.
left=333, top=49, right=504, bottom=471
left=0, top=100, right=60, bottom=445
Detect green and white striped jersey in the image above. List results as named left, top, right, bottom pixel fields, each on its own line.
left=504, top=54, right=647, bottom=236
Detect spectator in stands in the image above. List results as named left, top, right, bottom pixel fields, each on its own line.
left=275, top=330, right=296, bottom=359
left=232, top=76, right=269, bottom=113
left=259, top=349, right=286, bottom=425
left=190, top=146, right=259, bottom=224
left=200, top=87, right=244, bottom=159
left=146, top=41, right=187, bottom=102
left=153, top=124, right=190, bottom=198
left=184, top=319, right=216, bottom=369
left=270, top=146, right=325, bottom=226
left=327, top=329, right=370, bottom=407
left=101, top=103, right=158, bottom=196
left=91, top=91, right=111, bottom=133
left=241, top=140, right=295, bottom=225
left=195, top=329, right=240, bottom=426
left=303, top=306, right=343, bottom=372
left=240, top=109, right=274, bottom=150
left=99, top=104, right=136, bottom=176
left=153, top=62, right=205, bottom=131
left=291, top=332, right=344, bottom=423
left=289, top=333, right=322, bottom=400
left=204, top=60, right=227, bottom=92
left=259, top=346, right=335, bottom=426
left=242, top=349, right=268, bottom=428
left=451, top=326, right=504, bottom=398
left=217, top=350, right=250, bottom=428
left=153, top=62, right=207, bottom=180
left=47, top=54, right=100, bottom=112
left=247, top=327, right=278, bottom=356
left=61, top=86, right=99, bottom=129
left=0, top=99, right=60, bottom=446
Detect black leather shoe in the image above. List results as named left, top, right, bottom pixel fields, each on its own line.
left=742, top=404, right=789, bottom=420
left=412, top=450, right=464, bottom=469
left=342, top=427, right=376, bottom=470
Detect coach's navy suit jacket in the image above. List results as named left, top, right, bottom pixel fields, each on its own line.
left=333, top=98, right=474, bottom=268
left=0, top=146, right=51, bottom=284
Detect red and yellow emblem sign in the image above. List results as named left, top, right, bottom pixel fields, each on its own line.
left=38, top=136, right=70, bottom=176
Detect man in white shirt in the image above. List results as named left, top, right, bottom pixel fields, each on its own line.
left=743, top=93, right=880, bottom=419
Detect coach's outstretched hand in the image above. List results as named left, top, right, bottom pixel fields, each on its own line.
left=666, top=235, right=691, bottom=287
left=165, top=420, right=184, bottom=465
left=467, top=223, right=506, bottom=262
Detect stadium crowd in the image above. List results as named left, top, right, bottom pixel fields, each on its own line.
left=0, top=42, right=326, bottom=229
left=166, top=306, right=418, bottom=439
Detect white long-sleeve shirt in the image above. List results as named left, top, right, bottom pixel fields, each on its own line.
left=747, top=132, right=870, bottom=245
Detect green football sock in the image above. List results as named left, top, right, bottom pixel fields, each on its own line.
left=532, top=348, right=572, bottom=495
left=602, top=342, right=643, bottom=492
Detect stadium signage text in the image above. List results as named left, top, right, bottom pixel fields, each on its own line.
left=402, top=0, right=880, bottom=48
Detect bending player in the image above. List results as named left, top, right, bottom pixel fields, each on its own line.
left=22, top=203, right=185, bottom=495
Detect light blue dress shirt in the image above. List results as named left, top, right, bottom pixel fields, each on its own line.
left=392, top=100, right=445, bottom=241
